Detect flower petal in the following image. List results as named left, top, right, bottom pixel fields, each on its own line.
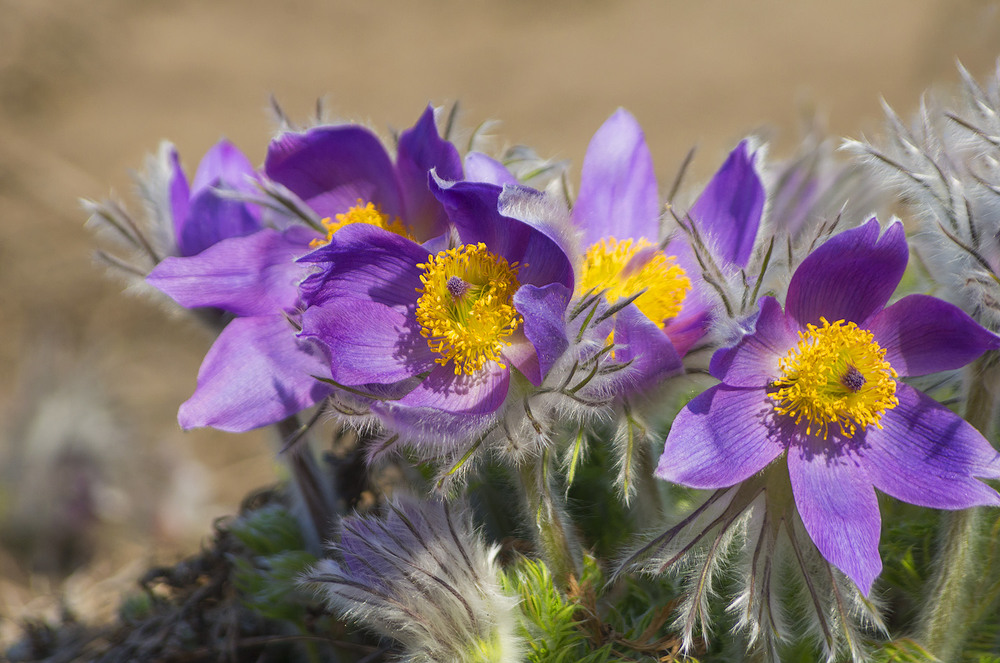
left=298, top=223, right=428, bottom=310
left=710, top=296, right=797, bottom=386
left=656, top=386, right=784, bottom=488
left=178, top=185, right=263, bottom=258
left=166, top=145, right=191, bottom=241
left=179, top=315, right=332, bottom=432
left=264, top=125, right=404, bottom=220
left=369, top=363, right=510, bottom=449
left=299, top=297, right=435, bottom=385
left=573, top=108, right=660, bottom=247
left=863, top=383, right=1000, bottom=508
left=786, top=218, right=908, bottom=328
left=868, top=293, right=1000, bottom=376
left=191, top=139, right=257, bottom=195
left=463, top=152, right=517, bottom=186
left=688, top=140, right=764, bottom=269
left=613, top=304, right=682, bottom=391
left=787, top=439, right=881, bottom=595
left=430, top=175, right=574, bottom=290
left=511, top=283, right=571, bottom=385
left=148, top=227, right=311, bottom=316
left=395, top=106, right=462, bottom=241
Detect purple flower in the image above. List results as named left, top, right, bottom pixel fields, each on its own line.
left=147, top=107, right=461, bottom=432
left=297, top=176, right=574, bottom=451
left=165, top=139, right=262, bottom=257
left=571, top=109, right=765, bottom=388
left=656, top=218, right=1000, bottom=594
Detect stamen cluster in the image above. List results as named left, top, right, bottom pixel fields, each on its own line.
left=577, top=237, right=691, bottom=328
left=769, top=317, right=899, bottom=439
left=309, top=199, right=410, bottom=248
left=415, top=243, right=522, bottom=375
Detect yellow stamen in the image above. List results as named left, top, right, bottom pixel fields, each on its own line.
left=769, top=317, right=899, bottom=439
left=415, top=243, right=522, bottom=375
left=576, top=237, right=691, bottom=328
left=309, top=199, right=411, bottom=248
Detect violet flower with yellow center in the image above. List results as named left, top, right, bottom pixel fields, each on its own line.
left=296, top=174, right=574, bottom=451
left=569, top=109, right=765, bottom=391
left=657, top=218, right=1000, bottom=594
left=146, top=106, right=462, bottom=432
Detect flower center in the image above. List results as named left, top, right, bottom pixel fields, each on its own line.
left=576, top=237, right=691, bottom=328
left=768, top=317, right=899, bottom=439
left=415, top=243, right=522, bottom=375
left=309, top=199, right=411, bottom=248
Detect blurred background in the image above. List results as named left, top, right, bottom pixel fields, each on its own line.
left=1, top=0, right=999, bottom=642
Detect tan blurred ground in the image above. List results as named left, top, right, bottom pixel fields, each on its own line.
left=1, top=0, right=999, bottom=636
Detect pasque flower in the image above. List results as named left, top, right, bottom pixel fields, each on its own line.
left=656, top=218, right=1000, bottom=594
left=146, top=107, right=462, bottom=432
left=297, top=174, right=574, bottom=453
left=570, top=109, right=766, bottom=390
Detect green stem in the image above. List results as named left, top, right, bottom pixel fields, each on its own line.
left=275, top=416, right=337, bottom=555
left=918, top=353, right=999, bottom=660
left=518, top=450, right=583, bottom=590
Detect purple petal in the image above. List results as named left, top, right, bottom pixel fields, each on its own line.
left=191, top=139, right=257, bottom=194
left=395, top=106, right=462, bottom=241
left=786, top=218, right=908, bottom=328
left=299, top=297, right=435, bottom=385
left=511, top=283, right=571, bottom=385
left=710, top=296, right=797, bottom=386
left=787, top=439, right=882, bottom=595
left=660, top=238, right=713, bottom=356
left=264, top=125, right=404, bottom=220
left=298, top=223, right=428, bottom=310
left=862, top=383, right=1000, bottom=508
left=573, top=108, right=660, bottom=247
left=369, top=363, right=510, bottom=448
left=167, top=146, right=191, bottom=242
left=656, top=386, right=784, bottom=488
left=148, top=227, right=312, bottom=316
left=464, top=152, right=518, bottom=186
left=430, top=176, right=574, bottom=290
left=613, top=304, right=682, bottom=391
left=177, top=186, right=263, bottom=257
left=868, top=293, right=1000, bottom=376
left=179, top=315, right=332, bottom=432
left=688, top=140, right=764, bottom=269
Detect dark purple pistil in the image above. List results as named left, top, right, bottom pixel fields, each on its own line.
left=840, top=365, right=866, bottom=393
left=447, top=276, right=471, bottom=299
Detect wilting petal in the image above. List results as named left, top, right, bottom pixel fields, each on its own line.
left=614, top=304, right=682, bottom=391
left=179, top=315, right=332, bottom=432
left=298, top=223, right=427, bottom=310
left=787, top=439, right=882, bottom=595
left=512, top=283, right=570, bottom=385
left=786, top=218, right=908, bottom=328
left=710, top=296, right=797, bottom=386
left=863, top=383, right=1000, bottom=508
left=148, top=227, right=312, bottom=316
left=396, top=106, right=462, bottom=241
left=656, top=386, right=784, bottom=488
left=688, top=140, right=764, bottom=269
left=430, top=176, right=574, bottom=290
left=464, top=152, right=517, bottom=186
left=265, top=125, right=404, bottom=220
left=868, top=294, right=1000, bottom=376
left=573, top=108, right=660, bottom=247
left=299, top=297, right=435, bottom=385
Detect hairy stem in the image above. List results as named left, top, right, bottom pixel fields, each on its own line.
left=918, top=353, right=999, bottom=659
left=518, top=450, right=583, bottom=589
